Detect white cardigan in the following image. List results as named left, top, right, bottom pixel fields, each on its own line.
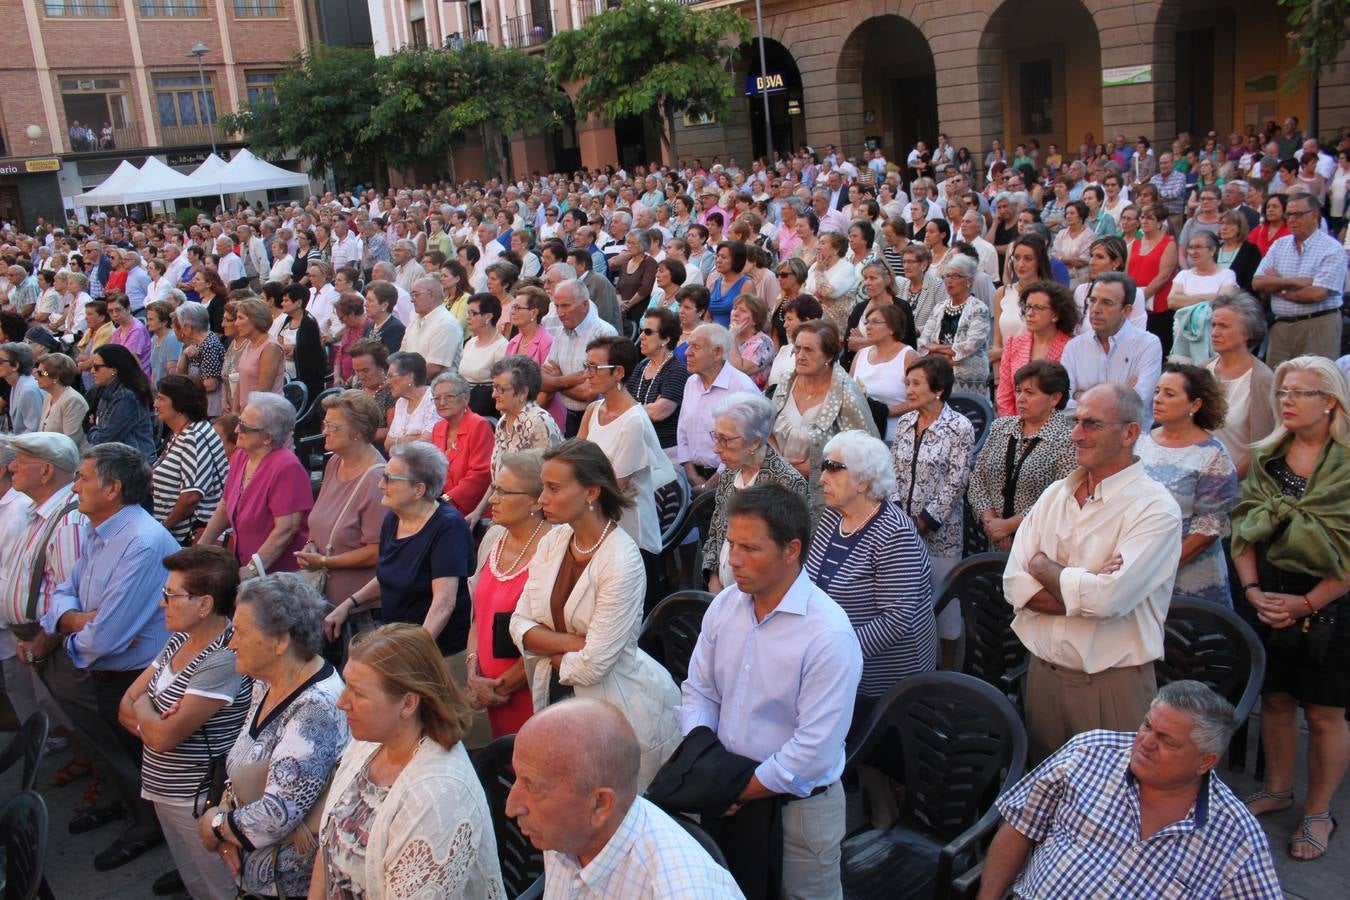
left=510, top=526, right=681, bottom=788
left=319, top=739, right=505, bottom=900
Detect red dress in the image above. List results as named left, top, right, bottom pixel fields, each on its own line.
left=473, top=527, right=536, bottom=736
left=1128, top=235, right=1175, bottom=314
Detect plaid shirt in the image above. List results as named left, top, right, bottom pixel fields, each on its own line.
left=1150, top=169, right=1189, bottom=215
left=1254, top=229, right=1346, bottom=317
left=997, top=731, right=1281, bottom=900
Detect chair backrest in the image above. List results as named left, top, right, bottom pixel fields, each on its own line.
left=656, top=474, right=690, bottom=554
left=0, top=790, right=49, bottom=900
left=847, top=672, right=1027, bottom=843
left=0, top=711, right=49, bottom=793
left=281, top=379, right=309, bottom=416
left=638, top=591, right=714, bottom=685
left=1158, top=599, right=1266, bottom=723
left=947, top=553, right=1027, bottom=707
left=948, top=391, right=994, bottom=455
left=672, top=812, right=731, bottom=869
left=297, top=384, right=341, bottom=432
left=665, top=487, right=717, bottom=554
left=470, top=735, right=544, bottom=897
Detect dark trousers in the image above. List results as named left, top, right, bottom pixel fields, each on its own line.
left=40, top=651, right=158, bottom=838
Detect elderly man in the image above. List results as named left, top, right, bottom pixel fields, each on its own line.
left=26, top=444, right=179, bottom=869
left=162, top=241, right=189, bottom=288
left=679, top=485, right=862, bottom=899
left=676, top=323, right=760, bottom=495
left=1252, top=192, right=1347, bottom=366
left=566, top=248, right=622, bottom=333
left=237, top=223, right=268, bottom=292
left=601, top=211, right=632, bottom=278
left=1059, top=272, right=1161, bottom=426
left=391, top=238, right=425, bottom=294
left=122, top=250, right=152, bottom=315
left=473, top=221, right=504, bottom=289
left=360, top=219, right=391, bottom=280
left=507, top=698, right=744, bottom=898
left=540, top=278, right=616, bottom=437
left=214, top=235, right=244, bottom=287
left=402, top=275, right=462, bottom=378
left=959, top=210, right=1000, bottom=283
left=1149, top=153, right=1189, bottom=226
left=0, top=433, right=83, bottom=755
left=977, top=681, right=1281, bottom=899
left=85, top=241, right=112, bottom=299
left=0, top=343, right=43, bottom=434
left=811, top=188, right=850, bottom=236
left=370, top=259, right=415, bottom=324
left=330, top=216, right=362, bottom=270
left=1004, top=383, right=1182, bottom=762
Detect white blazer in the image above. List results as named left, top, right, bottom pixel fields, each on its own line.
left=510, top=526, right=680, bottom=788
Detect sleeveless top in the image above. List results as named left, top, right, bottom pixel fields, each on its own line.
left=708, top=274, right=749, bottom=327
left=235, top=338, right=283, bottom=410
left=1127, top=235, right=1174, bottom=313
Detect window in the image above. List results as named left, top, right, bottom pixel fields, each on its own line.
left=410, top=17, right=428, bottom=49
left=44, top=1, right=118, bottom=16
left=139, top=0, right=204, bottom=15
left=233, top=0, right=279, bottom=16
left=1019, top=59, right=1054, bottom=135
left=61, top=76, right=133, bottom=151
left=246, top=73, right=279, bottom=108
left=154, top=74, right=217, bottom=128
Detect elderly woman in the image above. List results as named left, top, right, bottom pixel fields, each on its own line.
left=152, top=374, right=230, bottom=547
left=1206, top=293, right=1276, bottom=477
left=771, top=256, right=809, bottom=338
left=1051, top=201, right=1094, bottom=287
left=1168, top=230, right=1237, bottom=365
left=324, top=442, right=475, bottom=660
left=890, top=356, right=976, bottom=662
left=1136, top=364, right=1239, bottom=605
left=314, top=624, right=504, bottom=899
left=330, top=293, right=368, bottom=385
left=196, top=574, right=348, bottom=899
left=147, top=300, right=182, bottom=386
left=702, top=392, right=810, bottom=591
left=674, top=284, right=711, bottom=361
left=851, top=303, right=919, bottom=441
left=0, top=343, right=43, bottom=434
left=459, top=293, right=509, bottom=418
left=386, top=350, right=439, bottom=447
left=231, top=297, right=285, bottom=414
left=118, top=546, right=251, bottom=900
left=969, top=360, right=1077, bottom=552
left=267, top=237, right=293, bottom=285
left=917, top=254, right=992, bottom=395
left=107, top=292, right=152, bottom=377
left=490, top=355, right=562, bottom=475
left=35, top=353, right=89, bottom=450
left=509, top=440, right=681, bottom=788
left=995, top=280, right=1079, bottom=416
left=363, top=281, right=406, bottom=355
left=726, top=292, right=774, bottom=389
left=617, top=229, right=658, bottom=324
left=466, top=451, right=551, bottom=738
left=506, top=285, right=554, bottom=365
left=429, top=371, right=494, bottom=521
left=173, top=301, right=226, bottom=417
left=646, top=258, right=686, bottom=315
left=805, top=233, right=861, bottom=337
left=88, top=343, right=156, bottom=456
left=808, top=430, right=936, bottom=729
left=770, top=320, right=878, bottom=516
left=484, top=261, right=519, bottom=319
left=897, top=243, right=947, bottom=349
left=1215, top=210, right=1261, bottom=293
left=295, top=391, right=387, bottom=608
left=844, top=260, right=904, bottom=366
left=1233, top=357, right=1350, bottom=860
left=627, top=307, right=687, bottom=455
left=198, top=393, right=314, bottom=578
left=347, top=338, right=395, bottom=446
left=76, top=299, right=114, bottom=383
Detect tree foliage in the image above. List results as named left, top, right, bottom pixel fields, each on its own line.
left=547, top=0, right=750, bottom=160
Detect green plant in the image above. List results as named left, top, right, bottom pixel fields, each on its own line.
left=176, top=206, right=204, bottom=230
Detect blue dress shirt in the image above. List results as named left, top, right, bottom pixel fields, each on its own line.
left=41, top=503, right=177, bottom=671
left=1061, top=321, right=1163, bottom=428
left=678, top=568, right=862, bottom=797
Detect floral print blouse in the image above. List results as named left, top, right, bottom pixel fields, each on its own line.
left=890, top=403, right=976, bottom=560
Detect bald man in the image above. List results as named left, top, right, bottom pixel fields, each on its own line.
left=507, top=699, right=744, bottom=899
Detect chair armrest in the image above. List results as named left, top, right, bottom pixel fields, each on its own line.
left=951, top=858, right=985, bottom=899
left=937, top=806, right=1004, bottom=895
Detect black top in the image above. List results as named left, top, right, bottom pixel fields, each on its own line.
left=626, top=354, right=688, bottom=448
left=375, top=504, right=473, bottom=656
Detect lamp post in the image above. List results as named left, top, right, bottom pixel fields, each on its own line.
left=753, top=0, right=773, bottom=163
left=186, top=42, right=218, bottom=156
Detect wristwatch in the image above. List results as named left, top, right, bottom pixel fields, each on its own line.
left=211, top=810, right=228, bottom=842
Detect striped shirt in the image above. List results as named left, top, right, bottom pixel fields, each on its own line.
left=1254, top=229, right=1346, bottom=317
left=152, top=419, right=229, bottom=544
left=141, top=628, right=251, bottom=805
left=997, top=730, right=1281, bottom=899
left=804, top=502, right=936, bottom=696
left=0, top=485, right=85, bottom=629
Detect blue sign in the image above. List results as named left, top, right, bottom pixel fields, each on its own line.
left=746, top=72, right=787, bottom=97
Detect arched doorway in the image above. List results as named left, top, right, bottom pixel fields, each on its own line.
left=548, top=90, right=581, bottom=174
left=980, top=0, right=1102, bottom=157
left=738, top=39, right=805, bottom=161
left=836, top=16, right=937, bottom=161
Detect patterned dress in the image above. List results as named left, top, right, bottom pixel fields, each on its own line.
left=491, top=403, right=562, bottom=476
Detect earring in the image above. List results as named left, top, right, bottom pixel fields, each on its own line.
left=588, top=501, right=594, bottom=511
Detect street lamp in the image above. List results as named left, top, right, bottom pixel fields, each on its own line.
left=185, top=42, right=218, bottom=156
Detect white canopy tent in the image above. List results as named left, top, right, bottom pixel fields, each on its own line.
left=116, top=156, right=195, bottom=204
left=190, top=149, right=309, bottom=195
left=184, top=153, right=230, bottom=213
left=72, top=160, right=142, bottom=207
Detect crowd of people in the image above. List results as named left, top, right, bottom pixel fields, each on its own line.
left=0, top=118, right=1347, bottom=898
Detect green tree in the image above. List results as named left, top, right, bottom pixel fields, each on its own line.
left=547, top=0, right=750, bottom=162
left=1280, top=0, right=1350, bottom=86
left=219, top=47, right=385, bottom=186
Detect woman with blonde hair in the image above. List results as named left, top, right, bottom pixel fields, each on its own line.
left=312, top=624, right=505, bottom=898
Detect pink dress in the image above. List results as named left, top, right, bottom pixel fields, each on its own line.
left=995, top=330, right=1070, bottom=416
left=507, top=327, right=566, bottom=430
left=473, top=528, right=536, bottom=736
left=222, top=448, right=314, bottom=571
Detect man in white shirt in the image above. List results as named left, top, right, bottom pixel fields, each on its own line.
left=162, top=242, right=189, bottom=288
left=214, top=235, right=244, bottom=286
left=541, top=278, right=617, bottom=437
left=959, top=210, right=1000, bottom=283
left=370, top=261, right=415, bottom=324
left=676, top=324, right=760, bottom=494
left=391, top=239, right=425, bottom=294
left=507, top=698, right=744, bottom=899
left=473, top=222, right=503, bottom=290
left=1060, top=272, right=1162, bottom=427
left=1004, top=383, right=1182, bottom=761
left=402, top=275, right=463, bottom=378
left=330, top=217, right=362, bottom=270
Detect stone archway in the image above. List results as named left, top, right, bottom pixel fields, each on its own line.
left=737, top=38, right=807, bottom=161
left=836, top=14, right=938, bottom=161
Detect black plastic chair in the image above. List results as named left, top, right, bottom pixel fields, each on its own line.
left=638, top=590, right=713, bottom=685
left=673, top=812, right=731, bottom=869
left=948, top=392, right=994, bottom=455
left=0, top=710, right=49, bottom=792
left=961, top=498, right=989, bottom=559
left=471, top=735, right=543, bottom=897
left=516, top=876, right=544, bottom=900
left=281, top=379, right=309, bottom=416
left=664, top=487, right=717, bottom=556
left=1157, top=599, right=1266, bottom=725
left=656, top=474, right=690, bottom=555
left=1, top=790, right=49, bottom=900
left=841, top=672, right=1027, bottom=900
left=944, top=554, right=1026, bottom=711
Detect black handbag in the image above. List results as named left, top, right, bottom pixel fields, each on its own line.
left=1267, top=601, right=1340, bottom=667
left=491, top=611, right=521, bottom=660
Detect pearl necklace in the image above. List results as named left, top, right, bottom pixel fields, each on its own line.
left=838, top=501, right=882, bottom=538
left=492, top=518, right=545, bottom=578
left=571, top=518, right=616, bottom=556
left=635, top=354, right=669, bottom=405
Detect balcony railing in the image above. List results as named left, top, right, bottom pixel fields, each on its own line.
left=503, top=11, right=554, bottom=49
left=159, top=124, right=219, bottom=146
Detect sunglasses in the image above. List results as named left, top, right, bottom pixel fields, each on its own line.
left=640, top=328, right=658, bottom=336
left=820, top=459, right=849, bottom=473
left=236, top=422, right=266, bottom=434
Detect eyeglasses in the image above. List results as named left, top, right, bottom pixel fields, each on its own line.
left=1070, top=416, right=1126, bottom=432
left=379, top=472, right=417, bottom=485
left=489, top=485, right=535, bottom=498
left=320, top=421, right=350, bottom=433
left=162, top=587, right=196, bottom=602
left=432, top=392, right=462, bottom=404
left=1284, top=208, right=1317, bottom=219
left=1022, top=303, right=1053, bottom=315
left=0, top=358, right=12, bottom=366
left=708, top=431, right=743, bottom=448
left=89, top=363, right=111, bottom=371
left=820, top=459, right=849, bottom=473
left=582, top=363, right=618, bottom=374
left=1275, top=388, right=1326, bottom=401
left=639, top=327, right=659, bottom=337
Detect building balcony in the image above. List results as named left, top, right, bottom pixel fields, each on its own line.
left=503, top=11, right=553, bottom=50
left=61, top=122, right=225, bottom=154
left=158, top=124, right=219, bottom=147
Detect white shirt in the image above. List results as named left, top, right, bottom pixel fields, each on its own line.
left=330, top=231, right=361, bottom=270
left=309, top=283, right=341, bottom=339
left=1060, top=322, right=1163, bottom=428
left=1004, top=462, right=1182, bottom=673
left=388, top=391, right=440, bottom=442
left=164, top=251, right=190, bottom=287
left=403, top=305, right=464, bottom=370
left=216, top=251, right=244, bottom=285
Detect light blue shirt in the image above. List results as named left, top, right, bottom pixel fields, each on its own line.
left=1254, top=230, right=1346, bottom=317
left=124, top=264, right=152, bottom=312
left=678, top=568, right=862, bottom=797
left=41, top=503, right=177, bottom=671
left=1061, top=321, right=1163, bottom=428
left=7, top=374, right=44, bottom=433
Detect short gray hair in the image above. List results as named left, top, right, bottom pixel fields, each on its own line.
left=497, top=449, right=545, bottom=496
left=394, top=238, right=418, bottom=254
left=0, top=342, right=34, bottom=376
left=173, top=301, right=210, bottom=331
left=946, top=254, right=978, bottom=279
left=630, top=229, right=651, bottom=254
left=163, top=288, right=187, bottom=307
left=389, top=441, right=448, bottom=498
left=1209, top=292, right=1267, bottom=344
left=712, top=393, right=775, bottom=445
left=430, top=369, right=471, bottom=399
left=245, top=392, right=297, bottom=446
left=822, top=430, right=896, bottom=500
left=236, top=573, right=327, bottom=660
left=545, top=262, right=573, bottom=282
left=1085, top=382, right=1144, bottom=427
left=83, top=442, right=152, bottom=506
left=372, top=260, right=397, bottom=281
left=412, top=275, right=444, bottom=303
left=692, top=323, right=733, bottom=358
left=556, top=278, right=590, bottom=304
left=489, top=355, right=542, bottom=397
left=1151, top=680, right=1237, bottom=756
